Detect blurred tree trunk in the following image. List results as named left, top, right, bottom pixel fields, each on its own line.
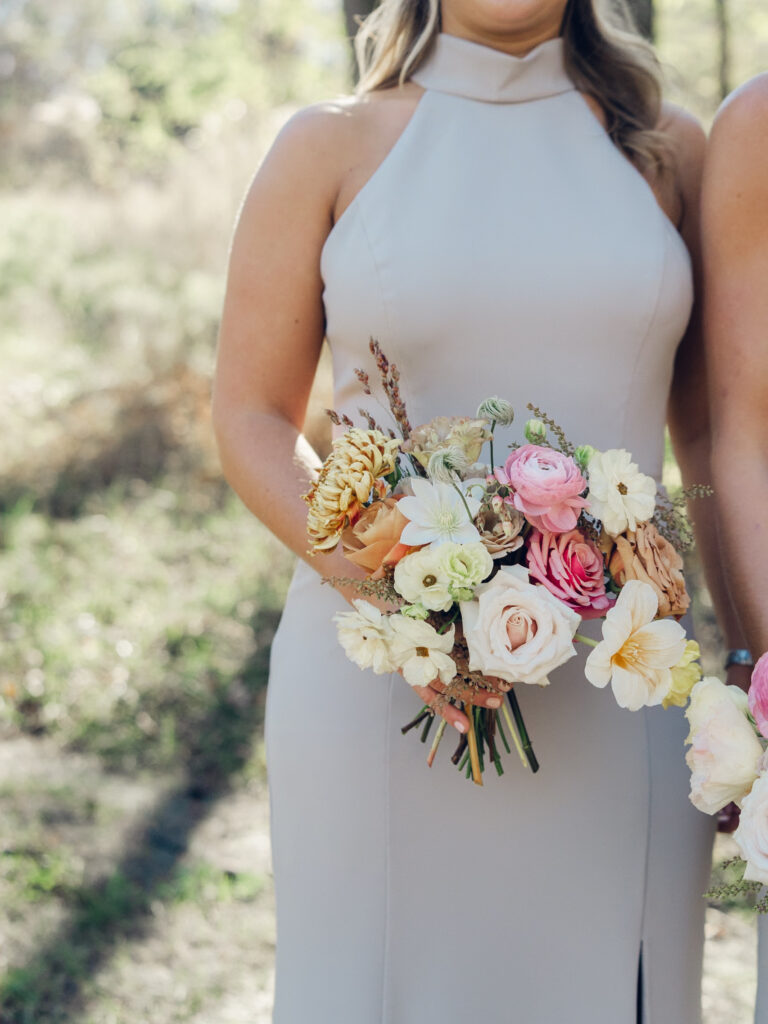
left=625, top=0, right=654, bottom=41
left=714, top=0, right=731, bottom=100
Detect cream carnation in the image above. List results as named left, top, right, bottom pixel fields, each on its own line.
left=734, top=771, right=768, bottom=885
left=393, top=548, right=453, bottom=612
left=584, top=580, right=686, bottom=710
left=334, top=600, right=397, bottom=675
left=388, top=616, right=457, bottom=688
left=587, top=449, right=656, bottom=537
left=685, top=677, right=764, bottom=815
left=459, top=565, right=580, bottom=686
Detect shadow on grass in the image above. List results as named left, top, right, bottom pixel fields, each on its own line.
left=0, top=606, right=280, bottom=1024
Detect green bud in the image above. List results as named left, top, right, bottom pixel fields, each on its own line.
left=524, top=418, right=547, bottom=444
left=451, top=587, right=475, bottom=602
left=477, top=397, right=515, bottom=426
left=574, top=444, right=596, bottom=471
left=401, top=603, right=429, bottom=620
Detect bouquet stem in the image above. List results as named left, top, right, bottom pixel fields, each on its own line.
left=427, top=718, right=447, bottom=767
left=465, top=703, right=484, bottom=786
left=507, top=690, right=539, bottom=774
left=500, top=701, right=528, bottom=770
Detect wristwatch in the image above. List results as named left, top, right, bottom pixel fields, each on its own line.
left=725, top=648, right=754, bottom=669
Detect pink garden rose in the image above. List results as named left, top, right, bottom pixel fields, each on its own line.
left=495, top=444, right=587, bottom=533
left=526, top=528, right=614, bottom=619
left=749, top=652, right=768, bottom=739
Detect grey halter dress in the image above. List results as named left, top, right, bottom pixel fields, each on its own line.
left=266, top=32, right=716, bottom=1024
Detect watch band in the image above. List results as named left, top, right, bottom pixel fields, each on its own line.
left=725, top=648, right=754, bottom=669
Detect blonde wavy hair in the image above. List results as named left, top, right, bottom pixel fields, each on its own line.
left=354, top=0, right=669, bottom=171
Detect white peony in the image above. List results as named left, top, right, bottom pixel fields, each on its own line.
left=684, top=676, right=764, bottom=815
left=734, top=771, right=768, bottom=885
left=388, top=615, right=457, bottom=688
left=398, top=478, right=481, bottom=546
left=585, top=580, right=686, bottom=710
left=587, top=449, right=657, bottom=537
left=437, top=541, right=494, bottom=596
left=334, top=600, right=397, bottom=675
left=459, top=565, right=580, bottom=686
left=393, top=547, right=454, bottom=612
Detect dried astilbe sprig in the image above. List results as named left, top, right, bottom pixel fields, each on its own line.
left=354, top=368, right=372, bottom=395
left=525, top=403, right=575, bottom=456
left=322, top=573, right=402, bottom=606
left=653, top=484, right=712, bottom=551
left=369, top=338, right=412, bottom=439
left=324, top=408, right=354, bottom=428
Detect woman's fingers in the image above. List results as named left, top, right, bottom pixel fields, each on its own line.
left=411, top=684, right=470, bottom=733
left=429, top=679, right=505, bottom=709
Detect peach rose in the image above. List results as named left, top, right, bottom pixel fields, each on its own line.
left=607, top=522, right=690, bottom=619
left=341, top=497, right=410, bottom=576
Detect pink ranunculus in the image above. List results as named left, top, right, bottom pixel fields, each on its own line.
left=495, top=444, right=588, bottom=533
left=749, top=652, right=768, bottom=739
left=526, top=528, right=614, bottom=619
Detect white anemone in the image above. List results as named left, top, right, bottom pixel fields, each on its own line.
left=397, top=478, right=481, bottom=546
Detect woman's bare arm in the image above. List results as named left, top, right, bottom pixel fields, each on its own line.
left=662, top=105, right=752, bottom=686
left=211, top=98, right=496, bottom=730
left=703, top=77, right=768, bottom=660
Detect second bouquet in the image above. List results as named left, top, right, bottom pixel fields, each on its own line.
left=305, top=341, right=704, bottom=786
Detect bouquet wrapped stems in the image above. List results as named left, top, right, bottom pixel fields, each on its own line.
left=405, top=689, right=539, bottom=786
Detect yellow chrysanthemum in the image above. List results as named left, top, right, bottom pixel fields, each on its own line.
left=304, top=429, right=401, bottom=552
left=663, top=640, right=703, bottom=709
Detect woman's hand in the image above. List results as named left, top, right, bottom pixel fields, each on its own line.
left=411, top=676, right=510, bottom=734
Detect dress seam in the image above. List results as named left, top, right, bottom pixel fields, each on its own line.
left=620, top=218, right=671, bottom=451
left=381, top=673, right=394, bottom=1024
left=638, top=708, right=653, bottom=1024
left=357, top=191, right=397, bottom=349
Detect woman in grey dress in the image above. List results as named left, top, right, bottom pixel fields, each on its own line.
left=213, top=0, right=734, bottom=1019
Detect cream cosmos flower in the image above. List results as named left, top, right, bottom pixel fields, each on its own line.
left=397, top=478, right=481, bottom=546
left=334, top=600, right=397, bottom=675
left=394, top=548, right=454, bottom=612
left=584, top=580, right=686, bottom=710
left=388, top=615, right=457, bottom=688
left=587, top=449, right=656, bottom=538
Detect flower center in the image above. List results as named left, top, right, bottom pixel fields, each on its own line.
left=423, top=574, right=437, bottom=587
left=617, top=482, right=628, bottom=495
left=415, top=646, right=430, bottom=657
left=438, top=508, right=460, bottom=530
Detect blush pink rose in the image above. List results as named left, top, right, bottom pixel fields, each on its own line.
left=495, top=444, right=587, bottom=533
left=526, top=528, right=614, bottom=619
left=749, top=652, right=768, bottom=739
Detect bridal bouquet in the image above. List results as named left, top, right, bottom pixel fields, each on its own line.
left=305, top=341, right=705, bottom=785
left=687, top=653, right=768, bottom=911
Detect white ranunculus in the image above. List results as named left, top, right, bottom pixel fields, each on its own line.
left=397, top=478, right=481, bottom=546
left=437, top=541, right=494, bottom=595
left=388, top=615, right=457, bottom=688
left=685, top=677, right=764, bottom=815
left=393, top=547, right=454, bottom=612
left=584, top=580, right=686, bottom=711
left=334, top=600, right=397, bottom=675
left=459, top=565, right=580, bottom=686
left=587, top=448, right=657, bottom=537
left=734, top=771, right=768, bottom=885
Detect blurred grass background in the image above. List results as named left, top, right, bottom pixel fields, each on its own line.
left=0, top=0, right=764, bottom=1021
